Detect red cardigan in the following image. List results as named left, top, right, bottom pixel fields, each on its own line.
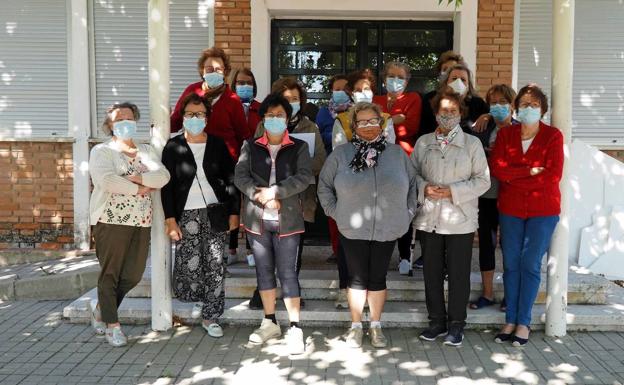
left=171, top=83, right=249, bottom=160
left=490, top=122, right=564, bottom=219
left=246, top=99, right=262, bottom=138
left=373, top=92, right=422, bottom=155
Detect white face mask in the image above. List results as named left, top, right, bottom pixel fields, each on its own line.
left=448, top=78, right=468, bottom=96
left=352, top=90, right=373, bottom=103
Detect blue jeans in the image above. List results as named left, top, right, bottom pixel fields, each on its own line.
left=499, top=214, right=559, bottom=326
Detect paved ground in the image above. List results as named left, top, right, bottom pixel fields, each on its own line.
left=1, top=301, right=623, bottom=385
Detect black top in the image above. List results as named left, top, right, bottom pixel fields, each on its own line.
left=161, top=133, right=240, bottom=222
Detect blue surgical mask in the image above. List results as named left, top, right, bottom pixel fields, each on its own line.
left=264, top=117, right=287, bottom=135
left=331, top=90, right=350, bottom=105
left=490, top=103, right=511, bottom=122
left=386, top=77, right=406, bottom=94
left=203, top=72, right=224, bottom=88
left=517, top=106, right=541, bottom=125
left=352, top=90, right=373, bottom=104
left=236, top=84, right=254, bottom=102
left=290, top=102, right=301, bottom=116
left=183, top=117, right=205, bottom=136
left=112, top=120, right=137, bottom=140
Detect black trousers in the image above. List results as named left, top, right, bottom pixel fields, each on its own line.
left=340, top=233, right=395, bottom=291
left=397, top=224, right=414, bottom=260
left=422, top=231, right=474, bottom=328
left=478, top=198, right=499, bottom=272
left=337, top=242, right=349, bottom=289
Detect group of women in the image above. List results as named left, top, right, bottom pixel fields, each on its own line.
left=88, top=47, right=563, bottom=354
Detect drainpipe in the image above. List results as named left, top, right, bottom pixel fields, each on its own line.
left=546, top=0, right=574, bottom=337
left=148, top=0, right=172, bottom=331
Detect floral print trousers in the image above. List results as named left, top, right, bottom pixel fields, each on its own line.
left=173, top=208, right=227, bottom=321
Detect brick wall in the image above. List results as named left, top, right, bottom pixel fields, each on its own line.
left=603, top=150, right=624, bottom=163
left=215, top=0, right=251, bottom=73
left=0, top=142, right=74, bottom=250
left=475, top=0, right=515, bottom=97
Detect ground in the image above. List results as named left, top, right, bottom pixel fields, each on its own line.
left=1, top=300, right=623, bottom=385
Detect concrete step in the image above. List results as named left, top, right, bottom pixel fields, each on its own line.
left=126, top=265, right=613, bottom=305
left=63, top=284, right=624, bottom=332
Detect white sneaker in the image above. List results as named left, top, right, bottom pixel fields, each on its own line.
left=343, top=327, right=363, bottom=348
left=191, top=303, right=203, bottom=319
left=285, top=326, right=305, bottom=355
left=249, top=318, right=281, bottom=344
left=334, top=289, right=348, bottom=309
left=247, top=253, right=256, bottom=267
left=105, top=326, right=127, bottom=347
left=398, top=259, right=411, bottom=275
left=91, top=302, right=106, bottom=335
left=226, top=251, right=238, bottom=266
left=203, top=322, right=224, bottom=338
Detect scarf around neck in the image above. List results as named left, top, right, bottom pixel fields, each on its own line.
left=348, top=134, right=387, bottom=172
left=328, top=99, right=352, bottom=118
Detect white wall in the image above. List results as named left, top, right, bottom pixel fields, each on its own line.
left=250, top=0, right=478, bottom=98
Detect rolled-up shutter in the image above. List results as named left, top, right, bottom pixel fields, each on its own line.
left=572, top=0, right=624, bottom=145
left=0, top=0, right=68, bottom=138
left=93, top=0, right=213, bottom=138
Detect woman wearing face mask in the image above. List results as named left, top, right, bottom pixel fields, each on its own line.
left=316, top=74, right=350, bottom=155
left=469, top=84, right=518, bottom=312
left=89, top=103, right=170, bottom=347
left=229, top=68, right=261, bottom=268
left=250, top=78, right=326, bottom=308
left=161, top=94, right=239, bottom=338
left=490, top=84, right=563, bottom=347
left=332, top=69, right=396, bottom=149
left=231, top=68, right=262, bottom=138
left=411, top=88, right=490, bottom=347
left=419, top=51, right=466, bottom=139
left=170, top=47, right=249, bottom=161
left=319, top=102, right=418, bottom=349
left=373, top=61, right=422, bottom=276
left=235, top=93, right=313, bottom=355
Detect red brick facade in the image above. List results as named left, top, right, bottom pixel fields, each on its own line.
left=215, top=1, right=251, bottom=72
left=0, top=141, right=74, bottom=250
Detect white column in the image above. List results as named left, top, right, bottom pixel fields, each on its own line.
left=67, top=0, right=91, bottom=250
left=148, top=0, right=172, bottom=331
left=546, top=0, right=574, bottom=337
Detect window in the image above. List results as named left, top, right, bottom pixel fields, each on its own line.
left=271, top=20, right=454, bottom=105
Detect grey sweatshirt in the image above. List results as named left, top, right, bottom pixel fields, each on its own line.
left=317, top=142, right=418, bottom=242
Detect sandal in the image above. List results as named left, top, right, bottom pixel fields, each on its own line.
left=469, top=296, right=495, bottom=310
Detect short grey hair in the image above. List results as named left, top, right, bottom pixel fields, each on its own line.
left=349, top=102, right=384, bottom=130
left=382, top=61, right=412, bottom=82
left=101, top=102, right=141, bottom=136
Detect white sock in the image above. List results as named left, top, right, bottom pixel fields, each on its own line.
left=370, top=321, right=382, bottom=329
left=351, top=322, right=363, bottom=329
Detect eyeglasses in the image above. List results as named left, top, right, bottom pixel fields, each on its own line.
left=355, top=118, right=381, bottom=128
left=203, top=66, right=224, bottom=74
left=183, top=112, right=207, bottom=119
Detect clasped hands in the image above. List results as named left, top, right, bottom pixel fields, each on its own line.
left=125, top=174, right=154, bottom=196
left=254, top=187, right=281, bottom=210
left=424, top=184, right=452, bottom=200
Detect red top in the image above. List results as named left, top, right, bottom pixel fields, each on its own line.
left=373, top=92, right=422, bottom=155
left=245, top=99, right=262, bottom=138
left=171, top=82, right=249, bottom=160
left=490, top=122, right=564, bottom=219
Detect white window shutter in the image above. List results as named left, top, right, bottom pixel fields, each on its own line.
left=93, top=0, right=213, bottom=138
left=0, top=0, right=69, bottom=138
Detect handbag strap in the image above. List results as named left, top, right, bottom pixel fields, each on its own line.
left=195, top=173, right=210, bottom=208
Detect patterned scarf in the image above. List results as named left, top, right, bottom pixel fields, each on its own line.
left=348, top=134, right=387, bottom=173
left=435, top=125, right=461, bottom=151
left=328, top=99, right=352, bottom=118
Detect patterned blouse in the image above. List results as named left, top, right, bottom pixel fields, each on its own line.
left=99, top=155, right=152, bottom=227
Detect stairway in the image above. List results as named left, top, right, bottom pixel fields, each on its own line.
left=63, top=245, right=624, bottom=331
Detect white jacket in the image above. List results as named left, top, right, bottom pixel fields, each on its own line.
left=410, top=129, right=490, bottom=234
left=89, top=139, right=170, bottom=226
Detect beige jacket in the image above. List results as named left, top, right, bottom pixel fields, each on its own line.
left=410, top=129, right=490, bottom=234
left=255, top=116, right=326, bottom=222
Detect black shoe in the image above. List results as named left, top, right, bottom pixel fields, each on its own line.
left=300, top=298, right=305, bottom=308
left=414, top=257, right=424, bottom=269
left=325, top=254, right=337, bottom=264
left=248, top=289, right=262, bottom=310
left=443, top=326, right=464, bottom=346
left=419, top=325, right=447, bottom=341
left=494, top=333, right=513, bottom=343
left=512, top=335, right=529, bottom=347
